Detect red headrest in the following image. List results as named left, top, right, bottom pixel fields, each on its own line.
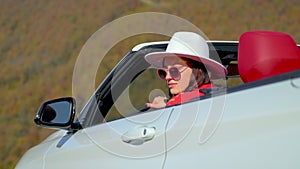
left=238, top=30, right=300, bottom=83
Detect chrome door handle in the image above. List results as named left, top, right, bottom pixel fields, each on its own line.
left=121, top=126, right=156, bottom=145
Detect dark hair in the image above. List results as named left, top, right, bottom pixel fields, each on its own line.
left=181, top=57, right=211, bottom=92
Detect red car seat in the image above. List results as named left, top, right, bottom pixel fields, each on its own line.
left=238, top=30, right=300, bottom=83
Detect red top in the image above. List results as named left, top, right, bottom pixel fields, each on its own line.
left=166, top=83, right=213, bottom=106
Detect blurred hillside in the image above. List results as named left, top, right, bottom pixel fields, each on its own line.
left=0, top=0, right=299, bottom=168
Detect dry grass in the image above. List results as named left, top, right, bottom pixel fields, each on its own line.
left=0, top=0, right=299, bottom=168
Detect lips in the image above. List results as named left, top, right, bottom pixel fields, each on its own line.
left=168, top=82, right=177, bottom=88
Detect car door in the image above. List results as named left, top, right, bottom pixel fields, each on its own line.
left=163, top=75, right=300, bottom=169
left=42, top=108, right=172, bottom=169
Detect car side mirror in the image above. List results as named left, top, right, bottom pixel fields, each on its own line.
left=34, top=97, right=76, bottom=130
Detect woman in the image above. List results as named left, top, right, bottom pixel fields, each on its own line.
left=144, top=32, right=227, bottom=108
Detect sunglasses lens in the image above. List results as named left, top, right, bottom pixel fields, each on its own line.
left=157, top=69, right=167, bottom=79
left=157, top=67, right=181, bottom=80
left=169, top=67, right=180, bottom=80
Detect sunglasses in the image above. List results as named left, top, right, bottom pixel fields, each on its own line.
left=157, top=66, right=188, bottom=81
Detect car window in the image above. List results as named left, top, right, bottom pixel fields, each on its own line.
left=105, top=67, right=168, bottom=122
left=76, top=47, right=168, bottom=126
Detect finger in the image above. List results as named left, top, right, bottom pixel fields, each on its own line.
left=146, top=103, right=152, bottom=108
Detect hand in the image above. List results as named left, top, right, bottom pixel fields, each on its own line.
left=146, top=96, right=167, bottom=109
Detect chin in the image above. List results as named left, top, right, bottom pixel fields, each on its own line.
left=170, top=88, right=180, bottom=95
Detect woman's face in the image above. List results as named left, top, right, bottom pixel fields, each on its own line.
left=162, top=57, right=194, bottom=95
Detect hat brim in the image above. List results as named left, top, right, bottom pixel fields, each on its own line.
left=145, top=52, right=227, bottom=79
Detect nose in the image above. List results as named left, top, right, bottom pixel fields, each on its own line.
left=165, top=70, right=172, bottom=80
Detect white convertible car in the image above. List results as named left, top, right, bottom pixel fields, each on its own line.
left=16, top=31, right=300, bottom=169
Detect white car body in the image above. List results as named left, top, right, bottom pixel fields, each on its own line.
left=15, top=39, right=300, bottom=169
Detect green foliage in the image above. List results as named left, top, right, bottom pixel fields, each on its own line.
left=0, top=0, right=299, bottom=168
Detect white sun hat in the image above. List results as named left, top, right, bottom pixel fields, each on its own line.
left=144, top=32, right=227, bottom=79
